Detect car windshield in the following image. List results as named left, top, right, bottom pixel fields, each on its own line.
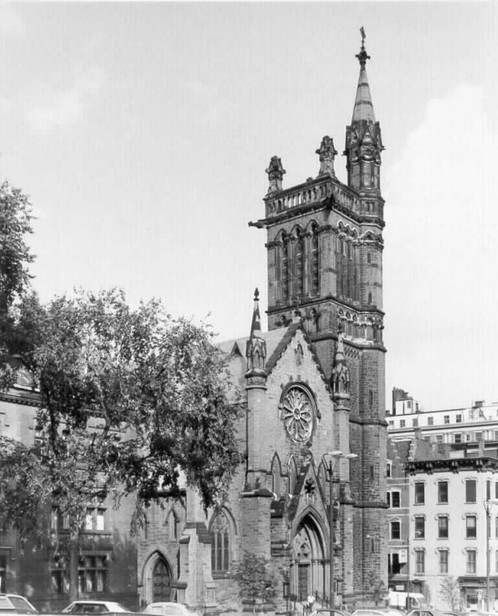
left=7, top=598, right=36, bottom=614
left=0, top=597, right=15, bottom=612
left=146, top=607, right=186, bottom=616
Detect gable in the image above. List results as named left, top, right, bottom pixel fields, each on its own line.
left=265, top=327, right=333, bottom=405
left=287, top=458, right=328, bottom=529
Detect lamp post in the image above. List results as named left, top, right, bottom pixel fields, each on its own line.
left=485, top=499, right=498, bottom=612
left=325, top=450, right=358, bottom=609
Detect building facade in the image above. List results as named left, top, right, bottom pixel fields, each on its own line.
left=0, top=365, right=140, bottom=612
left=387, top=434, right=498, bottom=613
left=406, top=455, right=498, bottom=612
left=387, top=393, right=498, bottom=446
left=386, top=437, right=450, bottom=600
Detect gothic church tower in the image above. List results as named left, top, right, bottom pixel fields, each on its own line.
left=250, top=33, right=387, bottom=601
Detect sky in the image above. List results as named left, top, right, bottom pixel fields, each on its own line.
left=0, top=1, right=497, bottom=412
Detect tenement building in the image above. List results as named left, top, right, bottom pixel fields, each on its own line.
left=138, top=36, right=388, bottom=613
left=405, top=451, right=498, bottom=612
left=387, top=419, right=498, bottom=612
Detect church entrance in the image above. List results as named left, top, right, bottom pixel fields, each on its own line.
left=292, top=515, right=326, bottom=603
left=152, top=558, right=172, bottom=601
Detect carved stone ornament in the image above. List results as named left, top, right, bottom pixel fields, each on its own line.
left=281, top=387, right=314, bottom=442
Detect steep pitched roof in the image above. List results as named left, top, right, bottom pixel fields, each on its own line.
left=217, top=322, right=333, bottom=400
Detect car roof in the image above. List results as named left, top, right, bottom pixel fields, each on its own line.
left=0, top=596, right=37, bottom=614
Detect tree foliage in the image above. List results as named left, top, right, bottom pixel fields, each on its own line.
left=0, top=288, right=241, bottom=541
left=0, top=181, right=36, bottom=388
left=367, top=573, right=387, bottom=607
left=233, top=552, right=278, bottom=612
left=439, top=576, right=463, bottom=612
left=0, top=181, right=34, bottom=314
left=0, top=180, right=242, bottom=600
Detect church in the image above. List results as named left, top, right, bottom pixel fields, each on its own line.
left=138, top=35, right=388, bottom=613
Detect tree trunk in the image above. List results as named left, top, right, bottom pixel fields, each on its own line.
left=68, top=535, right=80, bottom=602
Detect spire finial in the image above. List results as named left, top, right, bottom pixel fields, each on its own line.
left=356, top=26, right=370, bottom=67
left=249, top=288, right=262, bottom=340
left=246, top=287, right=266, bottom=376
left=316, top=136, right=338, bottom=177
left=265, top=156, right=286, bottom=194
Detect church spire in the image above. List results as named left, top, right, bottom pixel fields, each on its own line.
left=351, top=27, right=375, bottom=124
left=345, top=28, right=383, bottom=195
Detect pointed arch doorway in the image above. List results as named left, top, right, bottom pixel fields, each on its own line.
left=152, top=558, right=172, bottom=602
left=291, top=515, right=326, bottom=603
left=143, top=553, right=173, bottom=604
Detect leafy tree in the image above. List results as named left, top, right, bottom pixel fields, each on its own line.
left=0, top=288, right=241, bottom=599
left=0, top=181, right=34, bottom=314
left=0, top=181, right=35, bottom=388
left=233, top=552, right=278, bottom=614
left=367, top=573, right=387, bottom=607
left=439, top=576, right=463, bottom=612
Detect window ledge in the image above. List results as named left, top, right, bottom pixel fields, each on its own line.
left=212, top=571, right=232, bottom=580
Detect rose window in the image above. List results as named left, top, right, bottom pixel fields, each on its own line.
left=281, top=387, right=313, bottom=442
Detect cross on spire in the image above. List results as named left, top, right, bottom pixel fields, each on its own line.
left=356, top=26, right=370, bottom=67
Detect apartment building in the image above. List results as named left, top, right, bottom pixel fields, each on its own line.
left=387, top=389, right=498, bottom=446
left=387, top=434, right=498, bottom=612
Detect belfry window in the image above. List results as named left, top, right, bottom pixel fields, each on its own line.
left=279, top=234, right=289, bottom=303
left=310, top=226, right=320, bottom=296
left=277, top=227, right=317, bottom=304
left=211, top=511, right=230, bottom=573
left=296, top=230, right=305, bottom=297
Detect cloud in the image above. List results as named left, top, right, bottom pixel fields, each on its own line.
left=0, top=5, right=24, bottom=37
left=26, top=67, right=104, bottom=135
left=384, top=83, right=498, bottom=409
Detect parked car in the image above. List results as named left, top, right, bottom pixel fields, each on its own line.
left=353, top=609, right=405, bottom=616
left=142, top=603, right=197, bottom=616
left=408, top=609, right=464, bottom=616
left=61, top=602, right=131, bottom=614
left=0, top=594, right=38, bottom=614
left=311, top=609, right=351, bottom=616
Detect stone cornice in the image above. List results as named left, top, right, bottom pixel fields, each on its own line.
left=0, top=391, right=40, bottom=408
left=267, top=294, right=385, bottom=318
left=405, top=456, right=498, bottom=475
left=250, top=197, right=385, bottom=230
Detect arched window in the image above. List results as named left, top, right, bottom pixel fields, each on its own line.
left=295, top=229, right=304, bottom=298
left=168, top=510, right=179, bottom=541
left=336, top=238, right=344, bottom=296
left=288, top=457, right=298, bottom=495
left=210, top=511, right=230, bottom=573
left=281, top=235, right=289, bottom=302
left=271, top=455, right=282, bottom=497
left=310, top=225, right=320, bottom=296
